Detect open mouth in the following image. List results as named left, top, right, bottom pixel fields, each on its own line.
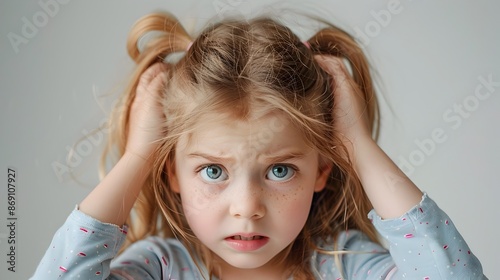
left=225, top=234, right=269, bottom=251
left=230, top=235, right=264, bottom=241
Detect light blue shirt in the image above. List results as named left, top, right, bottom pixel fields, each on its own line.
left=31, top=193, right=486, bottom=279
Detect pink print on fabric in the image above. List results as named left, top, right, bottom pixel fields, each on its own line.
left=79, top=227, right=94, bottom=233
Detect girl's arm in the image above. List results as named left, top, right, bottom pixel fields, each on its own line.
left=315, top=55, right=486, bottom=279
left=315, top=55, right=422, bottom=219
left=79, top=63, right=168, bottom=225
left=351, top=138, right=423, bottom=219
left=31, top=63, right=169, bottom=279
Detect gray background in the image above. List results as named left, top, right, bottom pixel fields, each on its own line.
left=1, top=0, right=498, bottom=279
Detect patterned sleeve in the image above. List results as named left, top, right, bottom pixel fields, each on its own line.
left=31, top=208, right=131, bottom=279
left=30, top=206, right=205, bottom=279
left=30, top=206, right=129, bottom=279
left=368, top=193, right=486, bottom=279
left=313, top=230, right=396, bottom=279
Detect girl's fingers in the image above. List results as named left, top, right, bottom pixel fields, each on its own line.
left=126, top=62, right=169, bottom=158
left=315, top=55, right=370, bottom=142
left=134, top=62, right=169, bottom=117
left=148, top=68, right=168, bottom=93
left=315, top=56, right=354, bottom=94
left=135, top=63, right=168, bottom=110
left=315, top=55, right=355, bottom=102
left=314, top=55, right=347, bottom=78
left=137, top=62, right=169, bottom=93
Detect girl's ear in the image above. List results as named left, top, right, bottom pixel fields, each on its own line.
left=166, top=162, right=180, bottom=193
left=314, top=162, right=332, bottom=192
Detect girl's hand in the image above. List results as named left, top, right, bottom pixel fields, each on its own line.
left=79, top=63, right=169, bottom=225
left=316, top=56, right=423, bottom=218
left=126, top=62, right=169, bottom=160
left=314, top=55, right=372, bottom=148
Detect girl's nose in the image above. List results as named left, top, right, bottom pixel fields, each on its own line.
left=228, top=180, right=266, bottom=219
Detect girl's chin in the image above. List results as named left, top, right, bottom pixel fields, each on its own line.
left=216, top=255, right=272, bottom=270
left=212, top=247, right=289, bottom=272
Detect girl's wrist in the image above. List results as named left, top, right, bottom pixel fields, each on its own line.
left=124, top=147, right=156, bottom=164
left=340, top=131, right=373, bottom=157
left=348, top=135, right=378, bottom=172
left=122, top=150, right=156, bottom=172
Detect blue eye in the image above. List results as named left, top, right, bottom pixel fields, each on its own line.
left=267, top=165, right=295, bottom=181
left=200, top=165, right=228, bottom=182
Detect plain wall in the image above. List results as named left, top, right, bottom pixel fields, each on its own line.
left=0, top=0, right=498, bottom=279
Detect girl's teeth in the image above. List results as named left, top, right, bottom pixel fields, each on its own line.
left=233, top=235, right=262, bottom=240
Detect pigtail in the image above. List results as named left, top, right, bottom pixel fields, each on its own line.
left=127, top=12, right=192, bottom=63
left=100, top=13, right=192, bottom=252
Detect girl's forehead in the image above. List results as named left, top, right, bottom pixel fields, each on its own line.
left=175, top=111, right=308, bottom=155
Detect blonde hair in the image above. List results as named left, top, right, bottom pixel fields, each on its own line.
left=102, top=12, right=380, bottom=279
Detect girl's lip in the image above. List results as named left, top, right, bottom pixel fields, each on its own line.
left=226, top=232, right=267, bottom=240
left=224, top=234, right=269, bottom=252
left=226, top=232, right=267, bottom=237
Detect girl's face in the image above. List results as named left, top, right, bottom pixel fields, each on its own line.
left=169, top=112, right=331, bottom=273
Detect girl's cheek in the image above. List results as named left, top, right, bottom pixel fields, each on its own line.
left=182, top=184, right=219, bottom=218
left=279, top=186, right=313, bottom=218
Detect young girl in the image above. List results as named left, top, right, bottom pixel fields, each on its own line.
left=32, top=12, right=485, bottom=279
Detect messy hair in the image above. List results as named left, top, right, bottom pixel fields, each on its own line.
left=102, top=11, right=380, bottom=279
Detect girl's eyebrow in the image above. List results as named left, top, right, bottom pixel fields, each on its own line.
left=186, top=151, right=307, bottom=163
left=261, top=151, right=307, bottom=163
left=186, top=152, right=235, bottom=164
